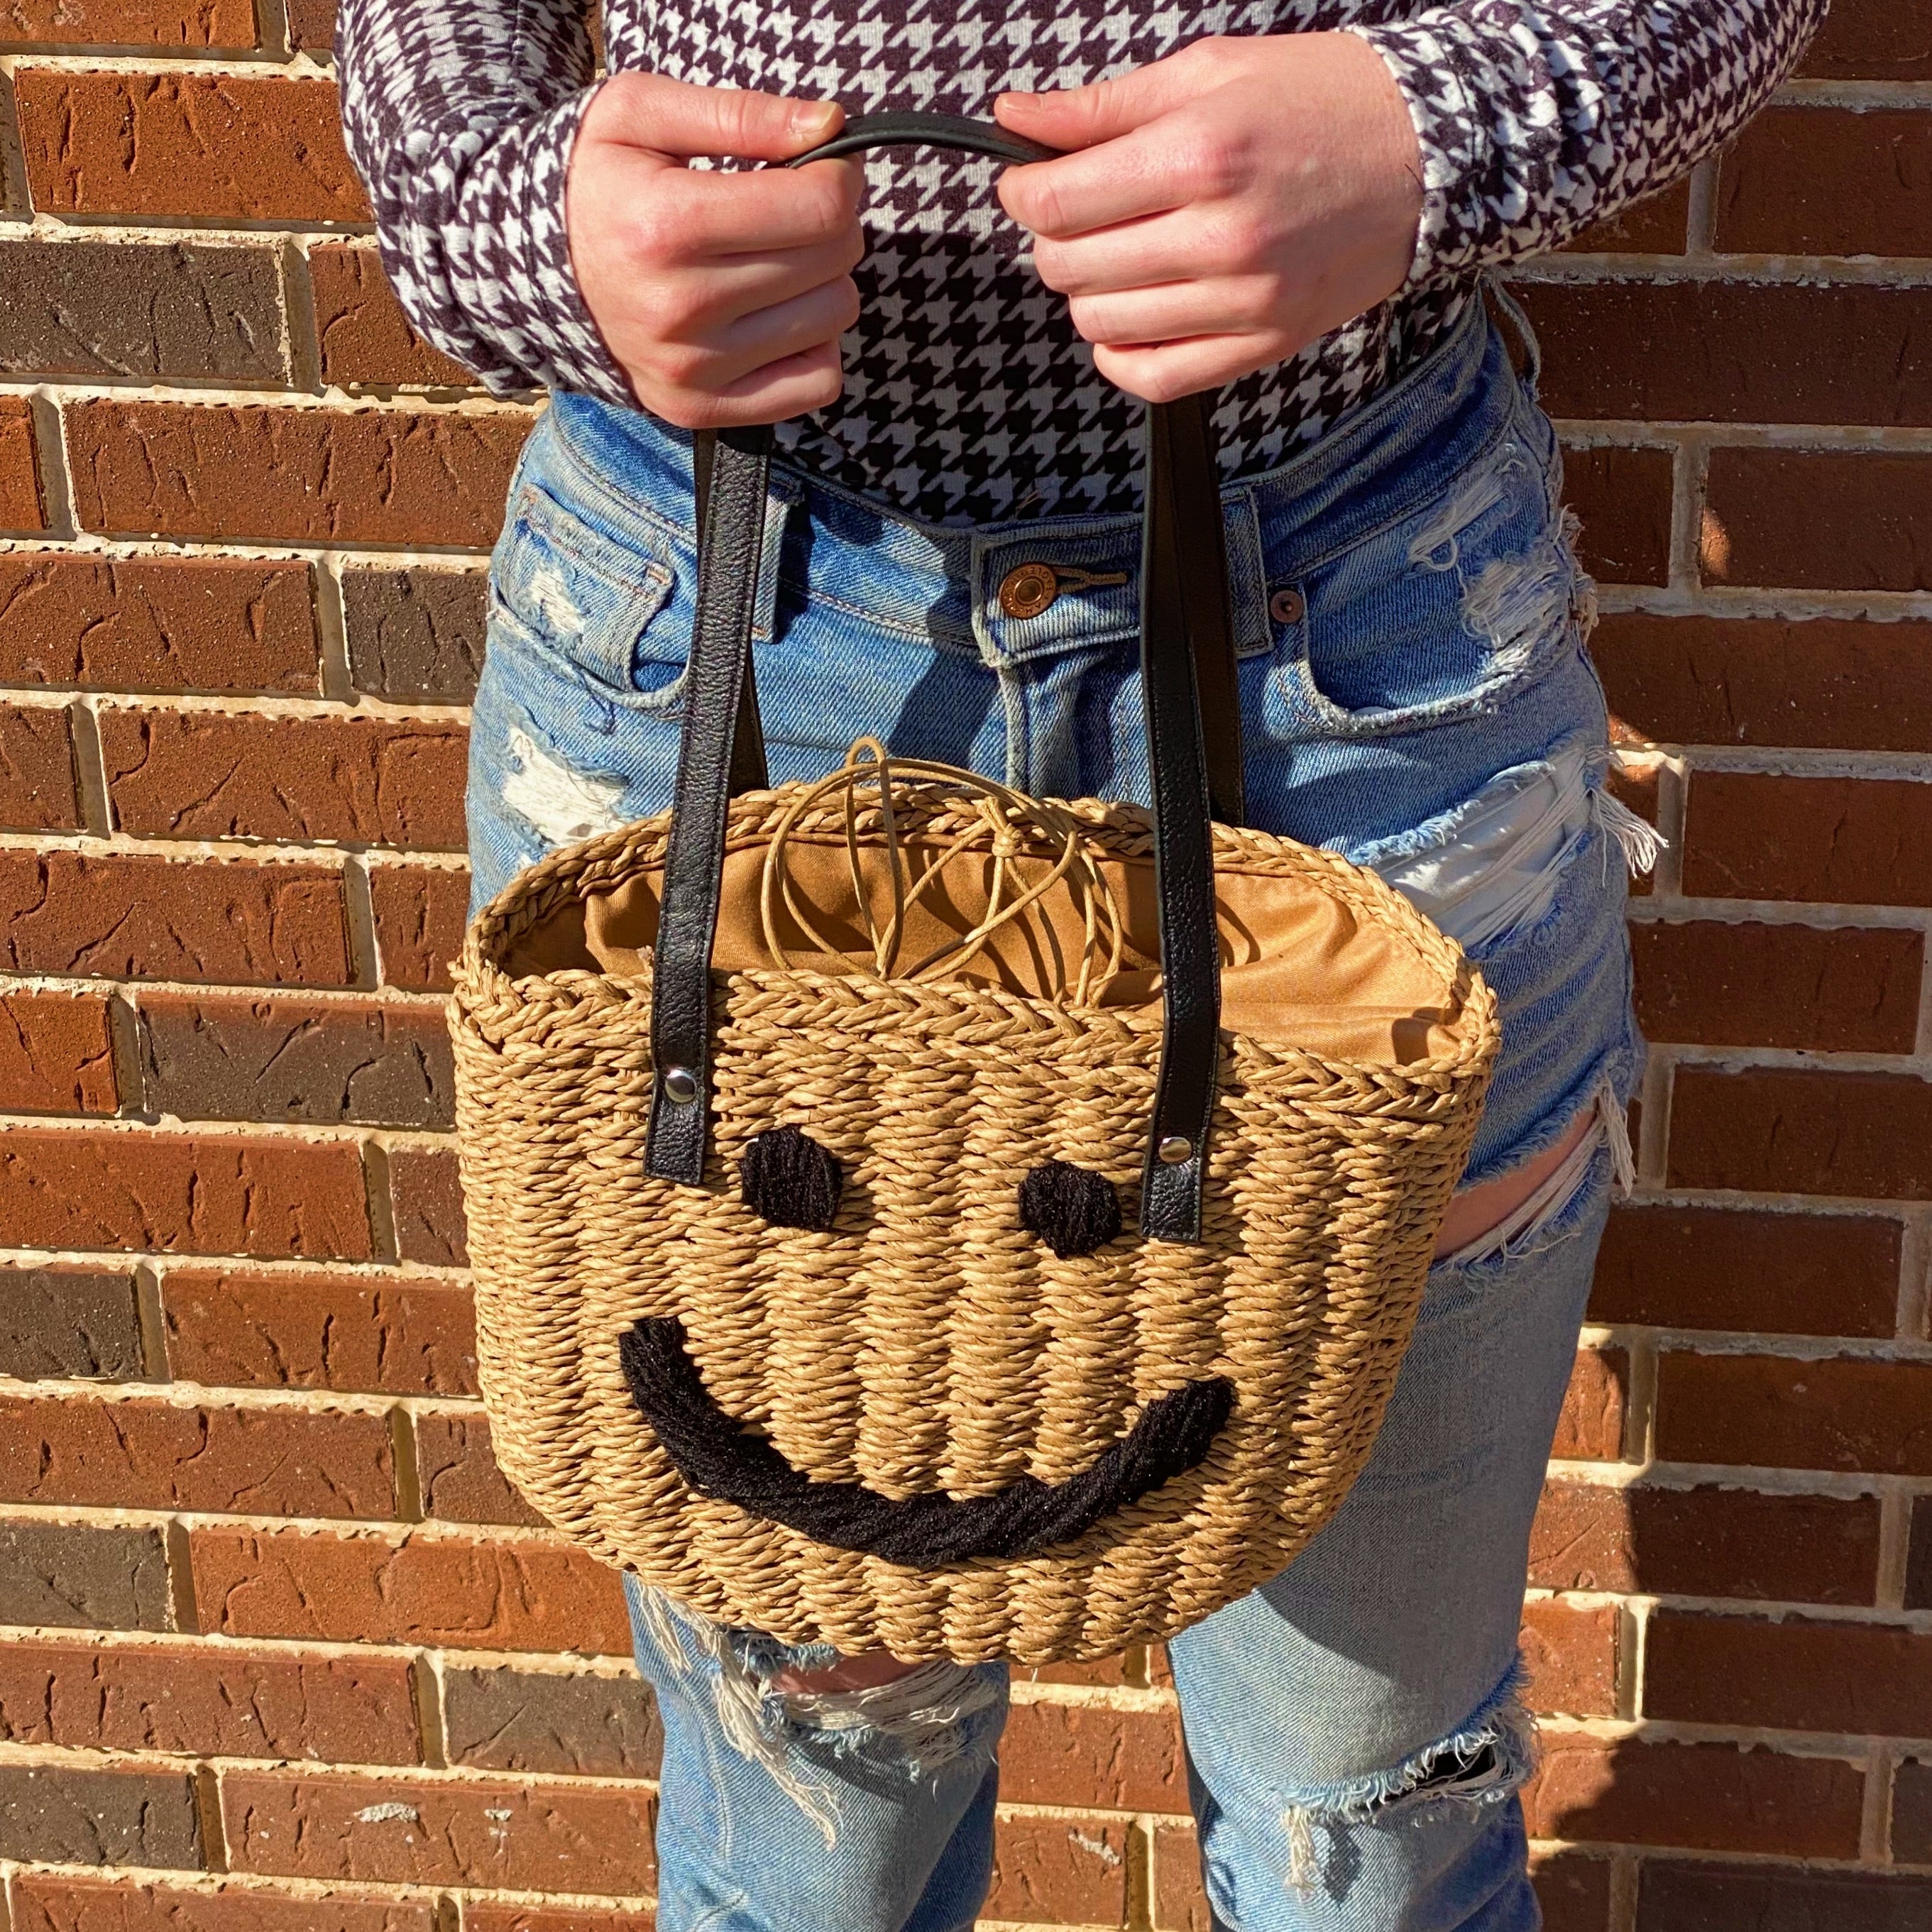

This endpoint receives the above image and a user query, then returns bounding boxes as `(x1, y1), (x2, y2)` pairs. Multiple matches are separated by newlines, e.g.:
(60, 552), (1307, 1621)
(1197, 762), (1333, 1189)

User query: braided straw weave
(450, 748), (1498, 1664)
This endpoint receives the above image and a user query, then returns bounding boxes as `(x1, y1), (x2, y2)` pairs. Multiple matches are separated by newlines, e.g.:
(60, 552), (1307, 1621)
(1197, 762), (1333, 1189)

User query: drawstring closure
(758, 737), (1129, 1004)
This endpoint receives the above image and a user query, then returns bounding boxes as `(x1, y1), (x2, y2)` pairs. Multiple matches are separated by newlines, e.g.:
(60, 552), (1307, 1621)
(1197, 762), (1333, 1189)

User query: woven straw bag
(451, 114), (1499, 1667)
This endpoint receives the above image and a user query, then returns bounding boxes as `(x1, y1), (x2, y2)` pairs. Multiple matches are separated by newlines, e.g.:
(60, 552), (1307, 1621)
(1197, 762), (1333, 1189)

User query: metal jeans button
(997, 561), (1131, 621)
(998, 562), (1060, 619)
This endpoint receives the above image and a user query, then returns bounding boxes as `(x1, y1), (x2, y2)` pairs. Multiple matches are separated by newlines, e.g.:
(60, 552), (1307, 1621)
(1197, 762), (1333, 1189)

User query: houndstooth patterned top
(336, 0), (1823, 525)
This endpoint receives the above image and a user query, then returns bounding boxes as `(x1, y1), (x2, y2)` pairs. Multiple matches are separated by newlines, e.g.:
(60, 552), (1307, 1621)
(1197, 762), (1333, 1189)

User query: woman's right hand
(567, 75), (862, 428)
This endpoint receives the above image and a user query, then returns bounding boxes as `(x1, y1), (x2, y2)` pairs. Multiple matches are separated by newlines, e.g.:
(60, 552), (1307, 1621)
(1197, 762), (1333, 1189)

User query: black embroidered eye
(1019, 1160), (1122, 1260)
(740, 1124), (843, 1231)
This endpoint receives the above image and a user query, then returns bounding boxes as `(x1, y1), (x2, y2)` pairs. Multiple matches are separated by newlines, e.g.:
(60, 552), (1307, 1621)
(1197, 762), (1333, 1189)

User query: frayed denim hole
(630, 1586), (1003, 1845)
(1359, 737), (1601, 956)
(1427, 1142), (1615, 1317)
(1278, 1660), (1536, 1895)
(1459, 811), (1623, 970)
(1263, 477), (1588, 746)
(495, 723), (632, 848)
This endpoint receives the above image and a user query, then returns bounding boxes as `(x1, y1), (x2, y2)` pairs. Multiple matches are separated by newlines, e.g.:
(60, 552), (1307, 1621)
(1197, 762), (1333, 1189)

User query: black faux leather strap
(692, 427), (772, 798)
(1165, 396), (1244, 829)
(647, 423), (774, 1183)
(791, 109), (1055, 168)
(644, 113), (1244, 1239)
(1136, 393), (1229, 1241)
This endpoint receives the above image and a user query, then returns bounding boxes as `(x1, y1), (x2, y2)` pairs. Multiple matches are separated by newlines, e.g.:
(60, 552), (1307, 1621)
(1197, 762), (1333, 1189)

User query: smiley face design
(618, 1124), (1236, 1568)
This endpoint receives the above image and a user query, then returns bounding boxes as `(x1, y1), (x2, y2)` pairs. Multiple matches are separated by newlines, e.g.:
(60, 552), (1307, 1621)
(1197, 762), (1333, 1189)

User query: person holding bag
(338, 5), (1821, 1928)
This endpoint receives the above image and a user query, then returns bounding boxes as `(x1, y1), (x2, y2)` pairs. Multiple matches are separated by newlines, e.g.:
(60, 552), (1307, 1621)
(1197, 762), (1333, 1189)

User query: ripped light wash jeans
(465, 289), (1642, 1931)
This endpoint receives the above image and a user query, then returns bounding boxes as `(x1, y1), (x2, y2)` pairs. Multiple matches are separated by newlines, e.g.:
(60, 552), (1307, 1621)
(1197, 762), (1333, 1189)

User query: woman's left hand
(995, 33), (1424, 403)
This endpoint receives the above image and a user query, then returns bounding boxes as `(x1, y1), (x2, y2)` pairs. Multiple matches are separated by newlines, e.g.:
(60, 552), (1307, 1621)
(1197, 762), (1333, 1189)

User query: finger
(998, 116), (1209, 239)
(669, 341), (845, 430)
(994, 41), (1224, 151)
(715, 275), (860, 379)
(1094, 333), (1283, 404)
(1069, 278), (1277, 348)
(584, 69), (843, 162)
(681, 275), (860, 390)
(691, 229), (868, 331)
(649, 155), (862, 259)
(1030, 205), (1239, 296)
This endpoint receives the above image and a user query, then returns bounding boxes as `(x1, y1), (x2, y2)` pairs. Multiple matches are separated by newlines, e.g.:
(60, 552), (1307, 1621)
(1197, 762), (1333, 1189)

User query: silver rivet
(1157, 1135), (1193, 1165)
(662, 1067), (699, 1104)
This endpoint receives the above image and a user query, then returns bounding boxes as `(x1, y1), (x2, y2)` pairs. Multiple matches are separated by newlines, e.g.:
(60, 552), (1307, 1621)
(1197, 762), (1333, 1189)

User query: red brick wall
(1, 3), (1929, 1927)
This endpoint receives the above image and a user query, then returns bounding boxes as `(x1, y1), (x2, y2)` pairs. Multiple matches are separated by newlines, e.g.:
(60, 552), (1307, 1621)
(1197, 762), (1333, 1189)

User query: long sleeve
(335, 0), (632, 402)
(1351, 0), (1829, 288)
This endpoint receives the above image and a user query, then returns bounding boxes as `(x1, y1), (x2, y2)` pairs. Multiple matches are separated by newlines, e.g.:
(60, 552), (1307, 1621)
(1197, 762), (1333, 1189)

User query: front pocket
(1259, 429), (1589, 743)
(490, 482), (682, 708)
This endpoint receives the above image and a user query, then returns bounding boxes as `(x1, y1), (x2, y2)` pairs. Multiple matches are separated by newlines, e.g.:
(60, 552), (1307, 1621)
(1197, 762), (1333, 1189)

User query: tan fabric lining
(506, 833), (1465, 1067)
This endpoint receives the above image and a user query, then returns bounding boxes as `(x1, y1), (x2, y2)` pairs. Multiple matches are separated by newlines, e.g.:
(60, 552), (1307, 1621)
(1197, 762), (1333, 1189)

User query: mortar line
(1584, 1319), (1927, 1363)
(130, 1257), (170, 1383)
(281, 232), (326, 395)
(1561, 417), (1932, 452)
(1124, 1814), (1156, 1932)
(312, 555), (358, 704)
(0, 1108), (397, 1141)
(0, 60), (29, 217)
(1901, 1212), (1932, 1346)
(1635, 1048), (1673, 1192)
(162, 1517), (200, 1635)
(1606, 1850), (1640, 1932)
(1860, 1744), (1897, 1864)
(25, 388), (76, 539)
(1651, 750), (1688, 899)
(1621, 1333), (1658, 1469)
(1650, 742), (1932, 780)
(0, 1244), (468, 1280)
(363, 1134), (400, 1265)
(1627, 898), (1932, 933)
(192, 1763), (228, 1874)
(342, 852), (384, 988)
(1683, 155), (1718, 258)
(5, 368), (312, 400)
(1, 49), (335, 78)
(0, 375), (527, 416)
(1667, 434), (1710, 593)
(1614, 1600), (1645, 1724)
(411, 1650), (448, 1770)
(2, 977), (452, 1010)
(255, 0), (295, 62)
(1625, 1598), (1652, 1726)
(1775, 77), (1932, 107)
(1512, 251), (1932, 285)
(1877, 1491), (1914, 1614)
(65, 696), (113, 838)
(0, 532), (497, 571)
(389, 1401), (424, 1522)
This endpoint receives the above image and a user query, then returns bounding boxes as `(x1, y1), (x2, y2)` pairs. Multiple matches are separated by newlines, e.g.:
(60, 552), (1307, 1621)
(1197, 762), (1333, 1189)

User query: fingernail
(794, 100), (841, 135)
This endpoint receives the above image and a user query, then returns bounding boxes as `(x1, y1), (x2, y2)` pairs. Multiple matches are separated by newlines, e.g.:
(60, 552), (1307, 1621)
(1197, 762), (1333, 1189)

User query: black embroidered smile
(618, 1121), (1234, 1563)
(620, 1316), (1234, 1567)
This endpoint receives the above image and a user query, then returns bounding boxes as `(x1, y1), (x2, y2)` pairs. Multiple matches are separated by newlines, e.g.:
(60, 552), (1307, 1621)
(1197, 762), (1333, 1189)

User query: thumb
(995, 56), (1202, 151)
(586, 71), (843, 163)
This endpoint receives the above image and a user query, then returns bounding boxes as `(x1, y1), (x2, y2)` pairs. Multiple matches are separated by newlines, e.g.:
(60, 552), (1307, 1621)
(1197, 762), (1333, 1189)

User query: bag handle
(647, 110), (1243, 1245)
